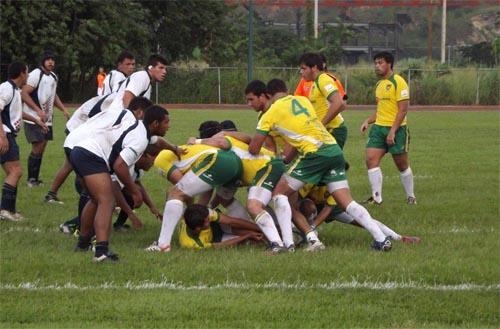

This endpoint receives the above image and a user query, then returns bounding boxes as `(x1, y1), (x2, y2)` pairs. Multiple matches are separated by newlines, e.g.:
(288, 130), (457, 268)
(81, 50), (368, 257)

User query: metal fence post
(344, 68), (348, 96)
(155, 81), (159, 104)
(407, 69), (411, 105)
(475, 68), (480, 105)
(218, 67), (222, 104)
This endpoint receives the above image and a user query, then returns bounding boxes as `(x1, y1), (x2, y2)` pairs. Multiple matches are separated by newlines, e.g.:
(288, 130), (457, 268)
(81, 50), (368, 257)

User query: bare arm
(54, 95), (70, 120)
(21, 112), (48, 133)
(0, 116), (8, 154)
(322, 92), (344, 126)
(122, 90), (135, 109)
(137, 181), (162, 220)
(218, 131), (252, 144)
(187, 136), (230, 150)
(360, 111), (377, 133)
(248, 133), (267, 155)
(212, 232), (263, 248)
(312, 204), (333, 228)
(386, 100), (409, 145)
(113, 157), (142, 207)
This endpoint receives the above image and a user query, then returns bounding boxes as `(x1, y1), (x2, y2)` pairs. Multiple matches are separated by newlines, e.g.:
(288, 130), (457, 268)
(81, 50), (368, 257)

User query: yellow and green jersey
(154, 144), (218, 180)
(256, 95), (336, 155)
(375, 74), (409, 126)
(299, 184), (336, 207)
(309, 72), (344, 129)
(179, 208), (220, 249)
(225, 136), (274, 186)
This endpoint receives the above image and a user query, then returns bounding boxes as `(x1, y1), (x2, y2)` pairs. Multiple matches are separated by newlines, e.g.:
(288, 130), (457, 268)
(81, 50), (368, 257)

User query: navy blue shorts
(69, 147), (109, 177)
(24, 123), (53, 143)
(0, 133), (20, 164)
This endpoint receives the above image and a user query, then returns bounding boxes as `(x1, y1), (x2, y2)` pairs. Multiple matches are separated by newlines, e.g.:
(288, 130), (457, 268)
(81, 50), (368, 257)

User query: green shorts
(252, 158), (285, 192)
(366, 124), (410, 155)
(328, 123), (348, 150)
(192, 150), (243, 187)
(287, 144), (347, 185)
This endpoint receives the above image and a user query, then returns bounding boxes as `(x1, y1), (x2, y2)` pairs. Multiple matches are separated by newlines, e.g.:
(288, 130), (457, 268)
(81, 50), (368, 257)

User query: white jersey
(102, 70), (126, 95)
(108, 70), (152, 111)
(22, 68), (58, 126)
(71, 110), (149, 170)
(65, 93), (120, 133)
(0, 80), (23, 134)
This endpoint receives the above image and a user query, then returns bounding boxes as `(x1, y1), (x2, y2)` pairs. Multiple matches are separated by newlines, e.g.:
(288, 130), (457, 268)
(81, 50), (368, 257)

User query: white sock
(368, 167), (383, 203)
(399, 167), (415, 198)
(346, 201), (386, 242)
(306, 230), (319, 243)
(334, 212), (355, 224)
(158, 199), (184, 246)
(273, 194), (294, 247)
(226, 199), (251, 220)
(255, 210), (283, 246)
(373, 218), (401, 240)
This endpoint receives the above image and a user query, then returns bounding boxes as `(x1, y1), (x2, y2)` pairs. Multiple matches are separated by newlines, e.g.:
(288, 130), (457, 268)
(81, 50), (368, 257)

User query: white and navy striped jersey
(65, 92), (121, 133)
(0, 80), (23, 134)
(108, 70), (152, 111)
(102, 70), (127, 95)
(69, 109), (149, 170)
(22, 68), (58, 126)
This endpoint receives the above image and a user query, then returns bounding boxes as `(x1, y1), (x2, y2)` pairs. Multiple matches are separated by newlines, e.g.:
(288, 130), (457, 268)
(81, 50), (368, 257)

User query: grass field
(1, 108), (499, 328)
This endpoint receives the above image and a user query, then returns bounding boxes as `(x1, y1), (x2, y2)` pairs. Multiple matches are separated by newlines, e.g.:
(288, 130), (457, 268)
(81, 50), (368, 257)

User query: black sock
(64, 216), (80, 227)
(1, 183), (17, 213)
(95, 241), (109, 257)
(47, 190), (57, 197)
(77, 234), (92, 249)
(28, 153), (42, 181)
(114, 193), (134, 227)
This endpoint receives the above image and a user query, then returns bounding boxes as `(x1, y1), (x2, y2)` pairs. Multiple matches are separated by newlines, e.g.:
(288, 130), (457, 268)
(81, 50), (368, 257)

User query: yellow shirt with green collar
(224, 136), (274, 186)
(309, 72), (344, 129)
(179, 208), (220, 249)
(299, 184), (336, 207)
(154, 144), (218, 180)
(375, 73), (410, 126)
(256, 95), (336, 155)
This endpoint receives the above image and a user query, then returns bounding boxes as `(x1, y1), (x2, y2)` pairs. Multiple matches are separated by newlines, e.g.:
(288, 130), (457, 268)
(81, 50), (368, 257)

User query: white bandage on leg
(248, 186), (272, 206)
(327, 180), (350, 193)
(176, 171), (213, 197)
(399, 167), (415, 198)
(273, 194), (294, 247)
(368, 167), (383, 203)
(158, 199), (185, 246)
(283, 174), (305, 191)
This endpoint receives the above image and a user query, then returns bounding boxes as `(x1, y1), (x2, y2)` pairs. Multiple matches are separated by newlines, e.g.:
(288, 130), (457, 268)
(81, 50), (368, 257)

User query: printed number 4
(291, 99), (310, 117)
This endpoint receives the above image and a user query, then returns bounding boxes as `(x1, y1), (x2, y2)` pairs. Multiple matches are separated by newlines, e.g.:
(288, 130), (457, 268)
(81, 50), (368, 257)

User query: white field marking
(0, 280), (498, 292)
(0, 227), (43, 234)
(382, 174), (433, 180)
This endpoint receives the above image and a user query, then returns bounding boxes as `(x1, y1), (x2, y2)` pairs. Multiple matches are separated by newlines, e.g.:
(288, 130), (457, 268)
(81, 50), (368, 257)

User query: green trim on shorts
(192, 150), (242, 187)
(366, 124), (410, 155)
(252, 158), (285, 192)
(256, 129), (268, 135)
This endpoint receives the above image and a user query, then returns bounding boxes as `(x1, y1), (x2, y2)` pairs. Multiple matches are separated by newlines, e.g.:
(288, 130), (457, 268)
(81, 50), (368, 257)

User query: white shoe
(0, 210), (24, 222)
(305, 240), (325, 252)
(145, 241), (171, 252)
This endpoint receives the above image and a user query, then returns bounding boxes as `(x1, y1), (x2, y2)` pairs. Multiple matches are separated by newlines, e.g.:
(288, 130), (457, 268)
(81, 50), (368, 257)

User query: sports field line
(1, 280), (498, 292)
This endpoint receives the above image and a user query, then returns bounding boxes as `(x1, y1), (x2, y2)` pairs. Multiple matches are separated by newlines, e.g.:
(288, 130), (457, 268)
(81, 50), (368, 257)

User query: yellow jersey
(179, 208), (220, 249)
(299, 184), (336, 207)
(225, 136), (274, 186)
(375, 74), (409, 126)
(154, 144), (218, 180)
(256, 95), (336, 155)
(309, 73), (344, 129)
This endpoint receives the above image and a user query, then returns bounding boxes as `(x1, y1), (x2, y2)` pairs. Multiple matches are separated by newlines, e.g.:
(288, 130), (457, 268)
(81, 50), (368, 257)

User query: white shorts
(176, 171), (212, 197)
(248, 186), (272, 205)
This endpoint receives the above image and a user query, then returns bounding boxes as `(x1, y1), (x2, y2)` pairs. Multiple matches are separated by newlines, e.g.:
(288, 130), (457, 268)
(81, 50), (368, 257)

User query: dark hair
(198, 120), (222, 138)
(143, 105), (168, 126)
(266, 79), (288, 96)
(299, 53), (323, 71)
(184, 204), (209, 230)
(147, 54), (168, 68)
(128, 97), (153, 113)
(40, 51), (55, 65)
(116, 50), (135, 65)
(221, 120), (237, 131)
(8, 61), (27, 79)
(373, 51), (394, 69)
(245, 80), (267, 96)
(319, 53), (327, 71)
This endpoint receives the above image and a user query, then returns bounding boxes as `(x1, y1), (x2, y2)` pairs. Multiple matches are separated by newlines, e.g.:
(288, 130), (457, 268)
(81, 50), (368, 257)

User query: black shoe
(363, 196), (382, 205)
(93, 251), (119, 262)
(371, 237), (392, 252)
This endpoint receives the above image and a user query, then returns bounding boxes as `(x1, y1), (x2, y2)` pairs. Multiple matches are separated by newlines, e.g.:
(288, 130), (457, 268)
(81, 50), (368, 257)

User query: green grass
(1, 109), (499, 328)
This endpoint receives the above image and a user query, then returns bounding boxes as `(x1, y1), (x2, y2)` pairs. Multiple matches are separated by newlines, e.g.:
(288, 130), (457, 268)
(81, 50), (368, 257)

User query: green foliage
(460, 42), (497, 67)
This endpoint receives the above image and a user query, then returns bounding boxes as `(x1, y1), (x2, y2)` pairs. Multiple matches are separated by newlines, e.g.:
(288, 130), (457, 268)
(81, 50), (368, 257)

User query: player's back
(155, 144), (219, 178)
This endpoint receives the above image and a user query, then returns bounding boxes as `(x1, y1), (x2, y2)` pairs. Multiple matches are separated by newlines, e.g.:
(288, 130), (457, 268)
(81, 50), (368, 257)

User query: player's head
(221, 120), (237, 132)
(146, 54), (168, 82)
(299, 53), (323, 81)
(266, 79), (288, 97)
(298, 198), (318, 223)
(319, 53), (328, 71)
(198, 120), (222, 138)
(144, 105), (170, 137)
(245, 80), (268, 112)
(116, 50), (136, 76)
(184, 204), (211, 233)
(40, 51), (56, 71)
(128, 96), (153, 120)
(135, 151), (156, 171)
(8, 61), (28, 85)
(373, 51), (394, 75)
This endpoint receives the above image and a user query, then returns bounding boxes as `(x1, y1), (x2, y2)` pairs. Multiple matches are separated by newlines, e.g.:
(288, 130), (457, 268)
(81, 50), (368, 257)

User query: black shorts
(24, 123), (53, 143)
(69, 147), (109, 177)
(0, 133), (20, 164)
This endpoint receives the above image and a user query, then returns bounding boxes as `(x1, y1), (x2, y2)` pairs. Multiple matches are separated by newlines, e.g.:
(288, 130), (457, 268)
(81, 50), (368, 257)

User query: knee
(246, 200), (263, 218)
